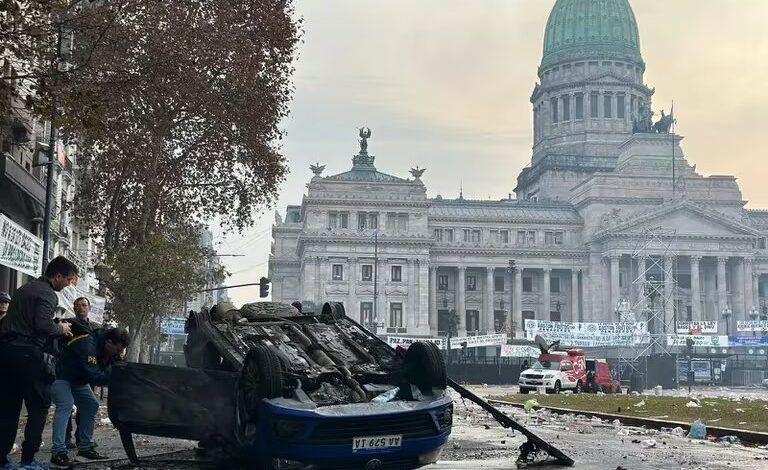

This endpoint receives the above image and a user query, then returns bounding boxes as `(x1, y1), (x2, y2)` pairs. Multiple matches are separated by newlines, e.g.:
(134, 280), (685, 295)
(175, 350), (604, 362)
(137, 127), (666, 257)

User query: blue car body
(245, 395), (453, 468)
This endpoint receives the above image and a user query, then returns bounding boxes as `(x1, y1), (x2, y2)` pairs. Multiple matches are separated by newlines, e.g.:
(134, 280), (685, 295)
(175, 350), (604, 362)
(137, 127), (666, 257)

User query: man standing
(0, 257), (76, 470)
(0, 292), (10, 322)
(64, 297), (100, 450)
(50, 328), (129, 466)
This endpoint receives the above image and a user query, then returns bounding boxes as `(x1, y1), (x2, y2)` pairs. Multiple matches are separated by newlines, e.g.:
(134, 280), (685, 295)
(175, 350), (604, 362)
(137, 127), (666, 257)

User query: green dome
(542, 0), (642, 68)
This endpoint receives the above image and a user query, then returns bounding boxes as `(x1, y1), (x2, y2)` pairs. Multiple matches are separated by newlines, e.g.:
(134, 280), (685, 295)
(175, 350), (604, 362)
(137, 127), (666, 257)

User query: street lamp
(749, 306), (760, 337)
(721, 306), (732, 336)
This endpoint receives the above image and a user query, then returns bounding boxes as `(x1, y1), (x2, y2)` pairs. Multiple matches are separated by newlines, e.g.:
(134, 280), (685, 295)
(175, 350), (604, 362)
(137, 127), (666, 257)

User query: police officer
(50, 327), (129, 466)
(0, 257), (77, 470)
(0, 291), (10, 322)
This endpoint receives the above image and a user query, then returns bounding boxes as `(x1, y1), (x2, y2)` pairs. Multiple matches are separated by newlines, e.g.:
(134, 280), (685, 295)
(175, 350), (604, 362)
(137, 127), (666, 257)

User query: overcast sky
(216, 0), (768, 306)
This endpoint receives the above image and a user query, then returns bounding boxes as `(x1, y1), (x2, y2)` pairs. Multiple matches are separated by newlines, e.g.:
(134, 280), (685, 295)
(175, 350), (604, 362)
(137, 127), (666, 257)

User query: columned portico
(690, 256), (701, 320)
(457, 267), (467, 336)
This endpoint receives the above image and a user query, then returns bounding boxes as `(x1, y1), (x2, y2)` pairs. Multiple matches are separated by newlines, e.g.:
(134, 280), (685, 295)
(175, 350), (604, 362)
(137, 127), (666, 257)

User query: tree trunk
(126, 323), (143, 362)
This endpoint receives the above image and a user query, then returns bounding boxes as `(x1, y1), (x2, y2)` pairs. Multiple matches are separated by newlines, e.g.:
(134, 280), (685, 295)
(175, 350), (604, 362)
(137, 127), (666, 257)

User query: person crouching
(50, 328), (129, 466)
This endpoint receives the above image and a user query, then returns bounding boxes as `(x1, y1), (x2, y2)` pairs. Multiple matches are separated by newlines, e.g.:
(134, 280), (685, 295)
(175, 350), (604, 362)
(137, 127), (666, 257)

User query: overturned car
(108, 302), (452, 469)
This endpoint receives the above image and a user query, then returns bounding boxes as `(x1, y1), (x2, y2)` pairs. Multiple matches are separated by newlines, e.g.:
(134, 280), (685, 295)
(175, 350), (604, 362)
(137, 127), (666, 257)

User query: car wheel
(553, 381), (561, 394)
(574, 380), (583, 394)
(519, 387), (530, 395)
(403, 341), (447, 395)
(321, 302), (347, 321)
(238, 345), (284, 419)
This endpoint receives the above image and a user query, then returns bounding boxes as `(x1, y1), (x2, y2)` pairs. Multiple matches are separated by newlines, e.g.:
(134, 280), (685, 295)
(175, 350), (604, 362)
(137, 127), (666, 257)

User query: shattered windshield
(531, 361), (560, 371)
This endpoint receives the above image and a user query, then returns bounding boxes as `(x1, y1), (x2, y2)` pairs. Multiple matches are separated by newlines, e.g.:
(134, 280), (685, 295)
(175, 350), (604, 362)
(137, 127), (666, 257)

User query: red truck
(518, 342), (622, 394)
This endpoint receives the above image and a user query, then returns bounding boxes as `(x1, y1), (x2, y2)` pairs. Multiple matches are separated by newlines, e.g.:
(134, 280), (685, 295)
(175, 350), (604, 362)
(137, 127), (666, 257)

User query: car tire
(403, 341), (447, 395)
(519, 387), (530, 395)
(574, 380), (583, 394)
(553, 381), (561, 394)
(238, 345), (284, 416)
(321, 302), (347, 321)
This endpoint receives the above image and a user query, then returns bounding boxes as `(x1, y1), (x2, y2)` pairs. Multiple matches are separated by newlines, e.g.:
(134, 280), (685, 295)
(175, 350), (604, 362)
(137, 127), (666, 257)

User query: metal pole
(42, 20), (63, 270)
(373, 230), (378, 335)
(671, 101), (676, 197)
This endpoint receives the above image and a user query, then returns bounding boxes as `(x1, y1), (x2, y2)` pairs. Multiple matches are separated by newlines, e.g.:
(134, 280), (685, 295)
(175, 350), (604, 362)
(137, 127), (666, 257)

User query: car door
(108, 362), (239, 444)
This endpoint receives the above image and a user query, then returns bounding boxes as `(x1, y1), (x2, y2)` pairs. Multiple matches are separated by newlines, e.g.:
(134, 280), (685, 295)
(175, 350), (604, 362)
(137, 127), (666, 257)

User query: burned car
(108, 302), (452, 469)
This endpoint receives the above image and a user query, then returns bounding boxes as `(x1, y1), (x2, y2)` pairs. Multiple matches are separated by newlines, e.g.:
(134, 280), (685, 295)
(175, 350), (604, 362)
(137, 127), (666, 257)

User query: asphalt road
(9, 385), (768, 469)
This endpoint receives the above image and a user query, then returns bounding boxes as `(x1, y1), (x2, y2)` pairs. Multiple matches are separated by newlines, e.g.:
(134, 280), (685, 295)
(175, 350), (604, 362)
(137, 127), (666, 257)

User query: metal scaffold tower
(617, 226), (679, 378)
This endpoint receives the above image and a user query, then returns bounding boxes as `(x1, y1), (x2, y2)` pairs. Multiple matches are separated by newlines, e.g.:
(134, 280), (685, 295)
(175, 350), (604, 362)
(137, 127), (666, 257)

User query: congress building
(269, 0), (768, 343)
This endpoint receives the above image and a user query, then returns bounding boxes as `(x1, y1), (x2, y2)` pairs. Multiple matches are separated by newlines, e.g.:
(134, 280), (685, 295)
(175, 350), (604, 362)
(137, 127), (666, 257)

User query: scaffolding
(617, 226), (679, 379)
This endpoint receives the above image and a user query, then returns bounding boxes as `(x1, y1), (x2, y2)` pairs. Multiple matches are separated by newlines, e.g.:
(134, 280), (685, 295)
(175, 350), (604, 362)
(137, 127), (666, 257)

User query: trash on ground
(685, 401), (702, 408)
(641, 439), (657, 448)
(687, 419), (707, 440)
(633, 400), (646, 408)
(524, 399), (540, 412)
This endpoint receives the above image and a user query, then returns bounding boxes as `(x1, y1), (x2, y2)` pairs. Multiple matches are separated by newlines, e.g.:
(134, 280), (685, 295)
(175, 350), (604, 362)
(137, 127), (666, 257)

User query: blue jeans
(51, 380), (99, 455)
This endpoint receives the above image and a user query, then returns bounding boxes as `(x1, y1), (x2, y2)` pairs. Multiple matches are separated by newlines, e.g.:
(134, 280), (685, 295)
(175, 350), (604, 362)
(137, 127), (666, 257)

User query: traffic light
(259, 277), (271, 298)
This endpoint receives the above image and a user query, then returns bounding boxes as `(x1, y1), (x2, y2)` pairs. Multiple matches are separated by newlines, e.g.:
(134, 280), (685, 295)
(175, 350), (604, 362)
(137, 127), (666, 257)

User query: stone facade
(270, 0), (768, 338)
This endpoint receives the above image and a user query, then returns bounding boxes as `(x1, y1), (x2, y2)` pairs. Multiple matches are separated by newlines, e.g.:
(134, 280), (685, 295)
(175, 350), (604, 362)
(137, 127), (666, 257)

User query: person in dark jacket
(50, 328), (129, 466)
(0, 257), (76, 470)
(0, 291), (10, 322)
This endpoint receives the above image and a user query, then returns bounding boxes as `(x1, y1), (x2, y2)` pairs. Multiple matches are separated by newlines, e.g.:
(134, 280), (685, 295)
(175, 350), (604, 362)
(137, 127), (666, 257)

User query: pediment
(588, 71), (633, 85)
(597, 201), (759, 239)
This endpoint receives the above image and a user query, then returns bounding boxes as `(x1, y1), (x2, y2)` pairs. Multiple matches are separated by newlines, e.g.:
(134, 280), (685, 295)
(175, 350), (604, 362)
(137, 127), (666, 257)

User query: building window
(463, 229), (471, 242)
(434, 228), (443, 241)
(517, 231), (526, 244)
(550, 277), (560, 293)
(526, 231), (536, 245)
(545, 231), (564, 245)
(358, 213), (368, 230)
(387, 213), (408, 233)
(562, 95), (570, 121)
(523, 277), (533, 292)
(360, 302), (373, 326)
(575, 93), (584, 120)
(617, 94), (626, 119)
(466, 310), (480, 333)
(356, 212), (378, 230)
(495, 276), (505, 292)
(361, 264), (373, 282)
(471, 230), (481, 243)
(500, 230), (509, 244)
(389, 303), (403, 329)
(604, 94), (613, 118)
(328, 211), (349, 229)
(550, 311), (561, 322)
(391, 265), (402, 282)
(332, 264), (344, 281)
(438, 275), (449, 290)
(758, 238), (766, 249)
(550, 97), (558, 123)
(554, 232), (564, 245)
(466, 275), (477, 291)
(590, 92), (599, 118)
(677, 274), (692, 289)
(445, 229), (454, 242)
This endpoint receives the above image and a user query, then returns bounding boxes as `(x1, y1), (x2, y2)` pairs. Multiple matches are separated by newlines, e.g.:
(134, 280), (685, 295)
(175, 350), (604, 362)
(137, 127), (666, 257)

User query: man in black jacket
(0, 257), (76, 470)
(50, 328), (129, 466)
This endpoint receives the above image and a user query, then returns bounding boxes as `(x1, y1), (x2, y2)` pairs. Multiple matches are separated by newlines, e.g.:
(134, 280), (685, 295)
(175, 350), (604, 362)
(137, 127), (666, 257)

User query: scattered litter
(687, 419), (707, 440)
(739, 422), (747, 425)
(99, 417), (112, 426)
(710, 418), (722, 422)
(612, 419), (621, 427)
(524, 399), (540, 412)
(633, 400), (646, 408)
(735, 408), (745, 413)
(685, 401), (702, 408)
(372, 387), (399, 403)
(653, 385), (663, 396)
(630, 391), (640, 397)
(640, 439), (657, 448)
(617, 429), (631, 436)
(718, 435), (740, 445)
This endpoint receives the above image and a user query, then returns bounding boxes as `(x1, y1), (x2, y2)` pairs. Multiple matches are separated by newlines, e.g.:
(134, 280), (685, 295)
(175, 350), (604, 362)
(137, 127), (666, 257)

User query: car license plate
(352, 435), (402, 452)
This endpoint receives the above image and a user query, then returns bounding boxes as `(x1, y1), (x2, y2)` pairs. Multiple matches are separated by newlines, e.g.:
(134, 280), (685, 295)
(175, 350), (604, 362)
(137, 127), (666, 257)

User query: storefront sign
(676, 321), (718, 334)
(666, 335), (729, 347)
(524, 320), (649, 347)
(500, 344), (540, 358)
(0, 214), (43, 277)
(160, 317), (187, 336)
(736, 321), (768, 333)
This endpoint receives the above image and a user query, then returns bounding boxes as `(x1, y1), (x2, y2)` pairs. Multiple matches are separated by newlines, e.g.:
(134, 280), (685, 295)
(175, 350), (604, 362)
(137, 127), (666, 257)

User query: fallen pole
(448, 379), (575, 466)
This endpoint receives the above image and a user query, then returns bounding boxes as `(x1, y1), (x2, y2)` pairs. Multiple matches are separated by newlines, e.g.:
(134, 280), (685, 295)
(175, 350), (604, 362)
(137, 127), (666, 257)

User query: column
(690, 256), (701, 321)
(316, 257), (325, 308)
(418, 259), (429, 333)
(429, 266), (438, 335)
(376, 258), (386, 328)
(753, 272), (761, 312)
(571, 269), (580, 322)
(704, 259), (716, 321)
(542, 268), (551, 320)
(407, 259), (417, 331)
(457, 267), (467, 336)
(733, 258), (745, 320)
(610, 255), (621, 315)
(717, 256), (728, 329)
(635, 256), (647, 312)
(744, 258), (754, 316)
(663, 255), (675, 328)
(514, 267), (523, 335)
(485, 267), (495, 333)
(301, 258), (314, 304)
(347, 257), (358, 320)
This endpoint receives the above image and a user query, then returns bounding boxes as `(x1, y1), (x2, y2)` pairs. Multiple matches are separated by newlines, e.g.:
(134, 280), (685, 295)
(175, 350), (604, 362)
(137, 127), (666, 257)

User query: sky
(216, 0), (768, 306)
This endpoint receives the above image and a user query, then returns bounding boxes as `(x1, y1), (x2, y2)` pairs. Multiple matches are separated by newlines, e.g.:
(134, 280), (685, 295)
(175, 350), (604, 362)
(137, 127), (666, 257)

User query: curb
(487, 399), (768, 445)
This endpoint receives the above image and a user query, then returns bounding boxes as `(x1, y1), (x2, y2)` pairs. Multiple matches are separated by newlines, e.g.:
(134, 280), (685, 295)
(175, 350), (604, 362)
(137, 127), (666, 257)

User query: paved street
(6, 385), (766, 469)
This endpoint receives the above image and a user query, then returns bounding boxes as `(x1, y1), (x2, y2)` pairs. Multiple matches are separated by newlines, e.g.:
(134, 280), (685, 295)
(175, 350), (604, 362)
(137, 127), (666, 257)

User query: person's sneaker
(49, 453), (70, 468)
(18, 460), (49, 470)
(75, 449), (107, 461)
